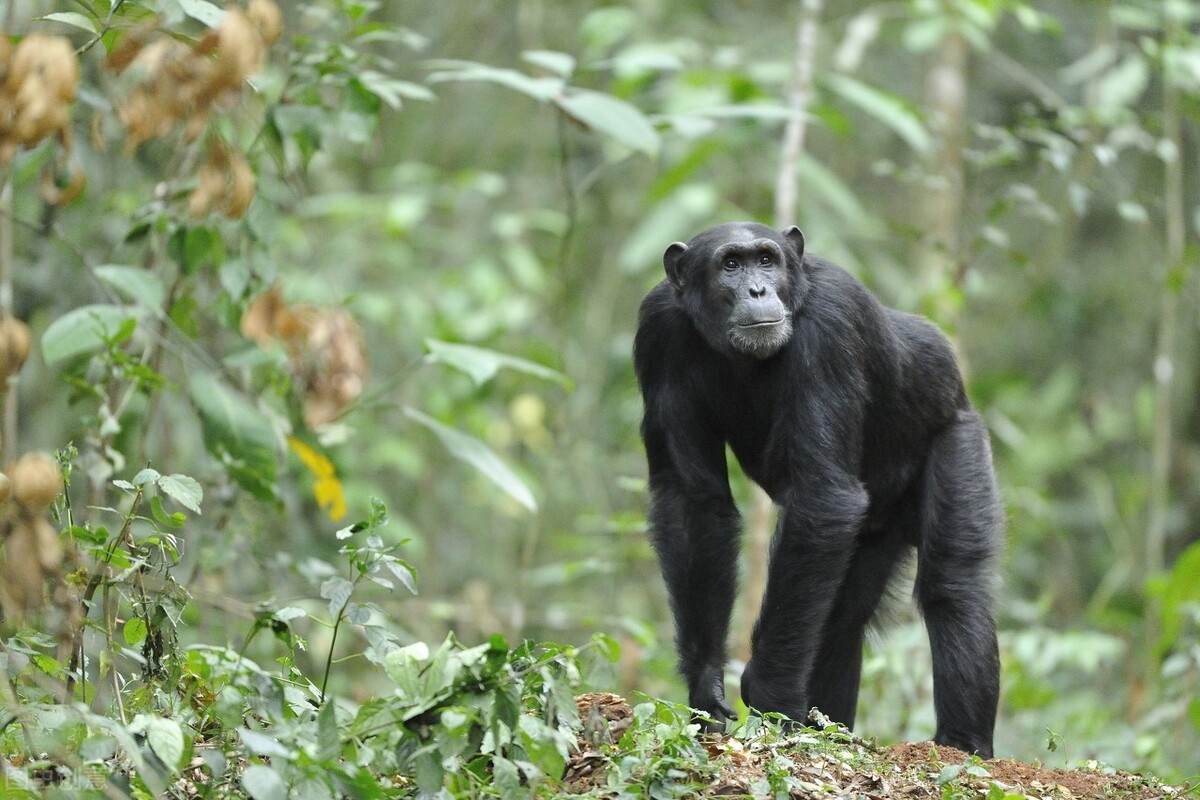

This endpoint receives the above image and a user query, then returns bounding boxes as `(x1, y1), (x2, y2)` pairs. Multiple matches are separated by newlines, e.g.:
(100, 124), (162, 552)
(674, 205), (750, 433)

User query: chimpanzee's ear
(782, 226), (806, 261)
(663, 242), (689, 289)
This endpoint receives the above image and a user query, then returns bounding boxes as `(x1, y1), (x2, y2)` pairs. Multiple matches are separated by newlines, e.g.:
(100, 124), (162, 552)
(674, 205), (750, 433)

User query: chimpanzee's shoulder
(634, 281), (694, 386)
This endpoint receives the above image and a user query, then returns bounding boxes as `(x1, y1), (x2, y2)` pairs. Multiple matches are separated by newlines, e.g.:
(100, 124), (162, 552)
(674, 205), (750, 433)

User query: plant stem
(320, 608), (345, 704)
(65, 488), (144, 697)
(1144, 3), (1187, 680)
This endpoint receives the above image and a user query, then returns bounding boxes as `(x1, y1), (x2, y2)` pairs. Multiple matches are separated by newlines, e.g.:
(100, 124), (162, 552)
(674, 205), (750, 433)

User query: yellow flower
(288, 436), (347, 521)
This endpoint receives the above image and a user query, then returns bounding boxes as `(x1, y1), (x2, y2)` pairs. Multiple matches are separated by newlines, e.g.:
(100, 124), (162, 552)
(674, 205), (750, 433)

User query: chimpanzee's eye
(759, 254), (772, 265)
(723, 259), (739, 271)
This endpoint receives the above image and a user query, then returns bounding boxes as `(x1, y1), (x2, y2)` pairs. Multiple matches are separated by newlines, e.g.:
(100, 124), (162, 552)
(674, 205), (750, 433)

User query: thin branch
(65, 487), (145, 697)
(555, 111), (578, 288)
(76, 0), (127, 57)
(773, 0), (822, 228)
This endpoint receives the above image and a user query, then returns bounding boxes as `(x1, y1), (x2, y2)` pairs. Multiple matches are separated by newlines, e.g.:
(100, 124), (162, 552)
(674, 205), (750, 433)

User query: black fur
(633, 222), (1003, 757)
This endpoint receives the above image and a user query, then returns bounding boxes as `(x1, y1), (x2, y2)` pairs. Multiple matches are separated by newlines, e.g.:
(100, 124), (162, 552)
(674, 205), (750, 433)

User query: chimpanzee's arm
(641, 387), (741, 726)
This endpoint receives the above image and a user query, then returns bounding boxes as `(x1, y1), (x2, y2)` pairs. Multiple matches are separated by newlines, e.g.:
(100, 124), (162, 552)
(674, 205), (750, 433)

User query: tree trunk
(917, 30), (967, 325)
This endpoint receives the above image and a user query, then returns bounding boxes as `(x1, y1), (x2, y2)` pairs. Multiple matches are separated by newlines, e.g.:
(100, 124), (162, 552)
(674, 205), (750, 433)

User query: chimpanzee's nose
(748, 284), (766, 298)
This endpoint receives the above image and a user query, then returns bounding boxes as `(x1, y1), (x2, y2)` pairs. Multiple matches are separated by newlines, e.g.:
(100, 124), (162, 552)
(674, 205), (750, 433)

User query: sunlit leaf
(94, 265), (166, 308)
(145, 717), (184, 772)
(425, 339), (567, 387)
(242, 765), (288, 800)
(405, 408), (537, 511)
(556, 89), (660, 156)
(123, 618), (148, 646)
(425, 60), (563, 102)
(288, 437), (346, 521)
(38, 11), (96, 32)
(178, 0), (223, 27)
(823, 74), (931, 153)
(522, 50), (575, 77)
(42, 305), (139, 364)
(158, 474), (203, 514)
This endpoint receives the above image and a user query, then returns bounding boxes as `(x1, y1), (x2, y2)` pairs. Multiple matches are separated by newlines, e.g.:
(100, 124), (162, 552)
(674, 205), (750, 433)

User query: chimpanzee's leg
(915, 410), (1003, 758)
(806, 529), (910, 727)
(741, 478), (868, 722)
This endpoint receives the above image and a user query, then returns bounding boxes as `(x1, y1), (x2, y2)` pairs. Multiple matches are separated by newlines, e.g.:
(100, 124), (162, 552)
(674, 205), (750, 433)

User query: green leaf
(123, 618), (148, 646)
(1094, 54), (1149, 114)
(357, 71), (433, 108)
(94, 266), (166, 308)
(42, 305), (139, 364)
(316, 700), (340, 762)
(187, 374), (277, 500)
(178, 0), (223, 27)
(556, 89), (660, 156)
(145, 717), (184, 772)
(425, 60), (563, 102)
(516, 715), (566, 779)
(150, 495), (186, 529)
(823, 74), (931, 153)
(158, 474), (203, 514)
(132, 468), (161, 486)
(425, 339), (567, 387)
(321, 577), (354, 617)
(242, 765), (288, 800)
(936, 764), (962, 785)
(386, 560), (418, 595)
(239, 729), (293, 759)
(522, 50), (575, 77)
(38, 11), (96, 32)
(405, 408), (537, 511)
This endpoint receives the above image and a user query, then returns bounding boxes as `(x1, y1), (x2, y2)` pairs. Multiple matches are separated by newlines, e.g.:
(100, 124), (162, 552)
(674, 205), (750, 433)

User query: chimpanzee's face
(663, 222), (807, 359)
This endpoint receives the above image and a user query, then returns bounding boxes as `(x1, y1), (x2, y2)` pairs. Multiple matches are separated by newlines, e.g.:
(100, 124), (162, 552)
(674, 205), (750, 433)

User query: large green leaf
(187, 374), (277, 500)
(425, 60), (563, 102)
(143, 716), (184, 772)
(177, 0), (223, 26)
(42, 304), (139, 364)
(425, 339), (567, 387)
(556, 89), (660, 156)
(94, 265), (166, 308)
(38, 11), (96, 32)
(242, 765), (287, 800)
(823, 74), (931, 153)
(158, 474), (203, 514)
(405, 408), (536, 511)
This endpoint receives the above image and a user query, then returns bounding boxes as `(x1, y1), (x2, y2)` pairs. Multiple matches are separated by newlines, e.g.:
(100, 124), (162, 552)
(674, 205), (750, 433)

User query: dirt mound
(565, 693), (1189, 799)
(889, 741), (1177, 799)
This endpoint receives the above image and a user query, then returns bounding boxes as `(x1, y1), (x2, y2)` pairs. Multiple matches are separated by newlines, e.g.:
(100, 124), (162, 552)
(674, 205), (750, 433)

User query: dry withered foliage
(241, 286), (369, 429)
(0, 315), (31, 381)
(107, 0), (281, 149)
(0, 454), (66, 621)
(189, 141), (255, 218)
(9, 452), (64, 511)
(0, 34), (79, 164)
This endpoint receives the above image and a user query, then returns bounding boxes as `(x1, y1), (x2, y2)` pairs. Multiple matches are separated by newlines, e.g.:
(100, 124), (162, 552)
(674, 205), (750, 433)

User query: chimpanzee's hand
(688, 667), (733, 732)
(740, 657), (807, 726)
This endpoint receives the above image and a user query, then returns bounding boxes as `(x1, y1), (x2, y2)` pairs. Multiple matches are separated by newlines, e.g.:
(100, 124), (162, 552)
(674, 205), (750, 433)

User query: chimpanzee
(633, 222), (1002, 758)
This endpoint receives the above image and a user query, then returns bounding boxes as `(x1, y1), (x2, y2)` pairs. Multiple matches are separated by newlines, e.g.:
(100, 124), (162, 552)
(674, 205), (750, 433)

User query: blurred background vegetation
(2, 0), (1200, 788)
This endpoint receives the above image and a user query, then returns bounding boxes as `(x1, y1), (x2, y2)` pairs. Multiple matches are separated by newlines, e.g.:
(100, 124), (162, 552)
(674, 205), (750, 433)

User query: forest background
(1, 0), (1200, 795)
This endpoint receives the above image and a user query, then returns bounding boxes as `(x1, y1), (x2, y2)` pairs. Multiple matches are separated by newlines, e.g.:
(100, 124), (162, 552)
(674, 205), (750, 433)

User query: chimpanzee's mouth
(736, 319), (785, 329)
